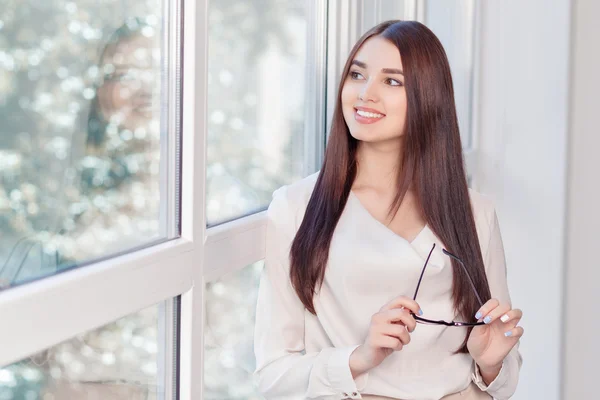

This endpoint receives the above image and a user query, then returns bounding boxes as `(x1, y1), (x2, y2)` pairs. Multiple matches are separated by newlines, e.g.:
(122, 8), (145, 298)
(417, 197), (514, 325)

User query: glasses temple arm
(443, 249), (484, 307)
(412, 243), (436, 301)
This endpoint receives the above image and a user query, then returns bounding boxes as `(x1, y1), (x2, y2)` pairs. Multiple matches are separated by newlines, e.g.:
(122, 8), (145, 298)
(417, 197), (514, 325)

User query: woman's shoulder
(270, 178), (498, 238)
(268, 170), (321, 230)
(468, 187), (496, 213)
(272, 170), (320, 205)
(467, 187), (499, 247)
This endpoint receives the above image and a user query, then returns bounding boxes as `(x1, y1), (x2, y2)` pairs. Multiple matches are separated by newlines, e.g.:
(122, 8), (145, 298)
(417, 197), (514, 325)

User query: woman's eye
(118, 72), (137, 81)
(104, 73), (125, 82)
(386, 78), (403, 87)
(349, 71), (402, 86)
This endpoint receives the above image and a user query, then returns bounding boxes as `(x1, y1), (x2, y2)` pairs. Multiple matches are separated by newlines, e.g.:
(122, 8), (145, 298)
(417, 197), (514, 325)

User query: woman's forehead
(354, 36), (403, 70)
(103, 35), (158, 67)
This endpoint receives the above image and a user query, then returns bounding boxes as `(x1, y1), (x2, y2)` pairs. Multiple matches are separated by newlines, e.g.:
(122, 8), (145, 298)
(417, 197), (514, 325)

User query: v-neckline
(349, 190), (428, 246)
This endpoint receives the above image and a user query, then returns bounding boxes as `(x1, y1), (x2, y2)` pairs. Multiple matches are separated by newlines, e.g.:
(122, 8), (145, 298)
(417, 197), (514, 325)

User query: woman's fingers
(380, 295), (423, 318)
(502, 325), (525, 338)
(481, 303), (511, 325)
(475, 299), (525, 337)
(383, 323), (411, 346)
(474, 298), (498, 322)
(475, 299), (511, 324)
(377, 335), (404, 351)
(382, 308), (417, 333)
(498, 308), (523, 326)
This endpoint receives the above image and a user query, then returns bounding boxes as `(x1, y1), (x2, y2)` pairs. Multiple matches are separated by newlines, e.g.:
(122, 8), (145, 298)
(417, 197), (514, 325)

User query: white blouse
(254, 171), (522, 400)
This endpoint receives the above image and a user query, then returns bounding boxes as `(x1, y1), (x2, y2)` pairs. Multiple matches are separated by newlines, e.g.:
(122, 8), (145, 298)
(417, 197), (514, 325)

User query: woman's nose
(358, 80), (378, 102)
(133, 71), (160, 99)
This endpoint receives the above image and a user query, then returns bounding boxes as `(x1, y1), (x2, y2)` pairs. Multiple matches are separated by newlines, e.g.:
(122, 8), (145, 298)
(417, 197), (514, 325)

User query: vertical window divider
(304, 0), (329, 175)
(178, 0), (208, 396)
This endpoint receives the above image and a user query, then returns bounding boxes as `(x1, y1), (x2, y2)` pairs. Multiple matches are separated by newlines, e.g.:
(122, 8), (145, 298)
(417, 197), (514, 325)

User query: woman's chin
(349, 128), (381, 141)
(349, 129), (405, 144)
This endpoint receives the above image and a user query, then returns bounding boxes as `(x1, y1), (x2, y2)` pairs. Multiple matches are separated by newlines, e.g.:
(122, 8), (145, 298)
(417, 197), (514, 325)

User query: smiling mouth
(355, 107), (385, 117)
(133, 101), (157, 114)
(354, 108), (385, 124)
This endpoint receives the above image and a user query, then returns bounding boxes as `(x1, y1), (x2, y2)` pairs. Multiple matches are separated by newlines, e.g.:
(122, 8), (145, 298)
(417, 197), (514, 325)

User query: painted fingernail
(418, 309), (423, 316)
(484, 316), (492, 324)
(475, 311), (482, 320)
(504, 331), (513, 337)
(500, 314), (510, 323)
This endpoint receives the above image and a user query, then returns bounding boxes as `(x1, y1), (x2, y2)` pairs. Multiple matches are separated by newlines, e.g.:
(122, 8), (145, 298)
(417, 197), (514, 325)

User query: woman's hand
(467, 298), (524, 374)
(350, 295), (423, 378)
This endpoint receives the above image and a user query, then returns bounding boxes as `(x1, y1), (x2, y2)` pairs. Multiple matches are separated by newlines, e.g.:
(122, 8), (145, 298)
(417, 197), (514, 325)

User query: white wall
(473, 1), (571, 399)
(563, 0), (600, 398)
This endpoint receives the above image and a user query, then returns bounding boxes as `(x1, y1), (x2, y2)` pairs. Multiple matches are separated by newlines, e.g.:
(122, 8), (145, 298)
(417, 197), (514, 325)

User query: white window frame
(0, 0), (197, 369)
(0, 0), (328, 398)
(0, 1), (482, 399)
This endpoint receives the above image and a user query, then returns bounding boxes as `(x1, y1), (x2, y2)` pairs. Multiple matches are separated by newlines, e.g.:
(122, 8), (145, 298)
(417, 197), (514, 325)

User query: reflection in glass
(206, 1), (310, 226)
(0, 1), (170, 289)
(0, 302), (170, 400)
(204, 262), (264, 399)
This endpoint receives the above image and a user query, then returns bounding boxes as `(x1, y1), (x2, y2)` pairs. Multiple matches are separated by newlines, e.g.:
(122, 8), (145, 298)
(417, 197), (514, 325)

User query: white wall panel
(474, 1), (571, 399)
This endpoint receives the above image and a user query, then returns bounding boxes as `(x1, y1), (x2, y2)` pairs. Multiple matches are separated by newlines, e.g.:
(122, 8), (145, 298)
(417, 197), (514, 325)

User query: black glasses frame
(409, 243), (485, 327)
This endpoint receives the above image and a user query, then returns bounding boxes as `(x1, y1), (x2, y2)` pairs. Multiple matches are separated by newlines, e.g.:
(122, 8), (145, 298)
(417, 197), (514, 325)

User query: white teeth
(356, 109), (384, 118)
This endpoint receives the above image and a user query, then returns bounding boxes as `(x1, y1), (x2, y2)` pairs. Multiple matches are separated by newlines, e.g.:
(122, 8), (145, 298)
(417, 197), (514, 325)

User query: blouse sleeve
(471, 206), (524, 399)
(253, 185), (368, 400)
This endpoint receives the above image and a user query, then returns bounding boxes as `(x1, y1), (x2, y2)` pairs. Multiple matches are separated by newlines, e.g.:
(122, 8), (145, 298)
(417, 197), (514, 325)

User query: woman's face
(341, 36), (407, 143)
(97, 34), (161, 132)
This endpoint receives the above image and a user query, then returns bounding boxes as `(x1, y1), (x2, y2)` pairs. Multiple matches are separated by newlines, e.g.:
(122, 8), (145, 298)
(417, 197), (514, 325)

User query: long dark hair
(289, 20), (491, 354)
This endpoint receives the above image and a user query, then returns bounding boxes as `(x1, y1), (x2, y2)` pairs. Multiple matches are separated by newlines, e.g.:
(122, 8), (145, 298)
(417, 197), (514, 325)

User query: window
(0, 301), (176, 399)
(0, 1), (177, 289)
(202, 0), (327, 396)
(204, 264), (262, 399)
(206, 0), (322, 226)
(0, 2), (187, 398)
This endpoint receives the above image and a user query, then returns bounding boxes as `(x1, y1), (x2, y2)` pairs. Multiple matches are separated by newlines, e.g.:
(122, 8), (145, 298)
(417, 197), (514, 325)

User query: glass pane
(424, 0), (477, 149)
(206, 1), (315, 226)
(204, 263), (263, 399)
(0, 300), (177, 400)
(0, 1), (178, 289)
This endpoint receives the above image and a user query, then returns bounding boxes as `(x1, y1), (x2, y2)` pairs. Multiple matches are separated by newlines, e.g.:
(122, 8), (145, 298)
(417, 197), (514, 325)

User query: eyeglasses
(409, 243), (485, 327)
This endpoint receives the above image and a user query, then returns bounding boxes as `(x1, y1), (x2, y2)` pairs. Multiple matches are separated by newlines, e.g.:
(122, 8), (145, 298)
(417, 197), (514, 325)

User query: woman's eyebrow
(351, 59), (403, 75)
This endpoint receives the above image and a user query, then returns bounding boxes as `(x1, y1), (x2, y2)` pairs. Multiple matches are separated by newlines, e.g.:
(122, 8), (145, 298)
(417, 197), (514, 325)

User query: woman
(253, 20), (523, 400)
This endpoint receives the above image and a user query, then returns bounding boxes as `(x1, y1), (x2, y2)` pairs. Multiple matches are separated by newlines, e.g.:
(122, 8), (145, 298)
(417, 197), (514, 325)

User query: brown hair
(288, 20), (491, 354)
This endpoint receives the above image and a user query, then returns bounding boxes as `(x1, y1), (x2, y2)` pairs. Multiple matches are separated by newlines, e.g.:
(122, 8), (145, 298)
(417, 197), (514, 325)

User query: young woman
(254, 20), (523, 400)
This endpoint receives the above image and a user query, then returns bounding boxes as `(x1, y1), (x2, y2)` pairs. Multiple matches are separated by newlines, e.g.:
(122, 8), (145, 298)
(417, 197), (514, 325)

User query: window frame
(0, 0), (329, 398)
(0, 0), (195, 371)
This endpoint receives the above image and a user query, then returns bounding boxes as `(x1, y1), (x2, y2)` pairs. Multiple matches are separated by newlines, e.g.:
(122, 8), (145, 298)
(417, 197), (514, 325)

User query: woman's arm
(254, 185), (368, 400)
(471, 205), (523, 400)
